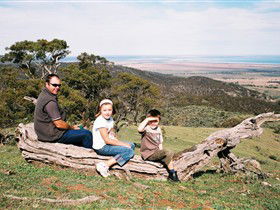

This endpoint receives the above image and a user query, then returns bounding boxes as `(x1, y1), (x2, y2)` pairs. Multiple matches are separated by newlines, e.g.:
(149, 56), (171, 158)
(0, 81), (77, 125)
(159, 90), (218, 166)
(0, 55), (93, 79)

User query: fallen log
(17, 113), (280, 181)
(3, 194), (101, 205)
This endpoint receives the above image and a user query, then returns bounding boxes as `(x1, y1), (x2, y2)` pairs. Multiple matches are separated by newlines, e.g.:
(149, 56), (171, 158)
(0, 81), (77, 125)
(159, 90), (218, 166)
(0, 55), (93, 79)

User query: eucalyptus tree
(1, 39), (70, 78)
(110, 72), (161, 129)
(77, 52), (110, 69)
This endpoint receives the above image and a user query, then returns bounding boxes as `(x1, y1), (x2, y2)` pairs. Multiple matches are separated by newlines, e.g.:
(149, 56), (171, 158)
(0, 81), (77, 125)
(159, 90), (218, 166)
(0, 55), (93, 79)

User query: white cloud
(0, 1), (279, 56)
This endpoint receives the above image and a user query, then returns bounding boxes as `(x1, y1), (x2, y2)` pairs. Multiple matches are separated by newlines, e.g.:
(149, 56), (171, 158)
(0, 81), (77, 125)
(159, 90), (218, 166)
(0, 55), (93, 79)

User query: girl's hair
(95, 102), (116, 117)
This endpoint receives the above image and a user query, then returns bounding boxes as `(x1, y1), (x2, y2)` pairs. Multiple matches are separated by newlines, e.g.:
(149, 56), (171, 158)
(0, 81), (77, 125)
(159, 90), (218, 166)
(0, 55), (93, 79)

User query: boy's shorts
(146, 149), (174, 166)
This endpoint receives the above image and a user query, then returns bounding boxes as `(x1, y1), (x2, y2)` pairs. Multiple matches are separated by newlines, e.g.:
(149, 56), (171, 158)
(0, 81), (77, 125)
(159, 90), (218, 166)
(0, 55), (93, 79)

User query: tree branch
(4, 194), (101, 205)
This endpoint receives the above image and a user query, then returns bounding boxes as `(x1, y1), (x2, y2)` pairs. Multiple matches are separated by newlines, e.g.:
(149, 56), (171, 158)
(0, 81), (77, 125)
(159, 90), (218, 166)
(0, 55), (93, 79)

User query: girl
(92, 99), (135, 177)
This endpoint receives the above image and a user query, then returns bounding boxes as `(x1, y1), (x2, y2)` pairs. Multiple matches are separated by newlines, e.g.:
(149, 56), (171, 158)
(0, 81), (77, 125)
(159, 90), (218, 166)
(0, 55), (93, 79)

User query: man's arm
(45, 101), (79, 130)
(53, 119), (79, 130)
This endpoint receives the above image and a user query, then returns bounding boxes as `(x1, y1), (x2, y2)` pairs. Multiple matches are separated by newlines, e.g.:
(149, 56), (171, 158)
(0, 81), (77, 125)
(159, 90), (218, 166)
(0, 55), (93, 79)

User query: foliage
(58, 84), (88, 123)
(77, 52), (110, 69)
(113, 65), (280, 115)
(273, 126), (280, 134)
(160, 105), (251, 128)
(60, 64), (112, 121)
(109, 72), (161, 129)
(0, 63), (110, 127)
(61, 64), (111, 101)
(1, 39), (70, 78)
(1, 39), (279, 131)
(0, 66), (42, 127)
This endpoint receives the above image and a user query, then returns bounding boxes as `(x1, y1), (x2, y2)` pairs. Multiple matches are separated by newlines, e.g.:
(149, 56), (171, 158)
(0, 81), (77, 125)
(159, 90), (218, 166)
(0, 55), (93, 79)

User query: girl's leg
(96, 143), (135, 167)
(95, 144), (135, 177)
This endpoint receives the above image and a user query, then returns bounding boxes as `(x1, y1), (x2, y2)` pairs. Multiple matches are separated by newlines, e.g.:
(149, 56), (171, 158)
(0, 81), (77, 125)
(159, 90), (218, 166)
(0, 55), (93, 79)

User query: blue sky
(0, 0), (280, 56)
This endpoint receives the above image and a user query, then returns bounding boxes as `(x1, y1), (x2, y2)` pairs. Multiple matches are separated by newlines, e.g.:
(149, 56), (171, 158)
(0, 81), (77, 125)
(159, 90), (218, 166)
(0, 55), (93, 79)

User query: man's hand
(72, 125), (80, 130)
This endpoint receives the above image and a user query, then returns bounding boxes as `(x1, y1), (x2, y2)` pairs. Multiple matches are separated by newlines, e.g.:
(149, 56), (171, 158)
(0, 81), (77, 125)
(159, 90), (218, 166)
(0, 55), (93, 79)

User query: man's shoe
(96, 162), (110, 177)
(168, 171), (180, 182)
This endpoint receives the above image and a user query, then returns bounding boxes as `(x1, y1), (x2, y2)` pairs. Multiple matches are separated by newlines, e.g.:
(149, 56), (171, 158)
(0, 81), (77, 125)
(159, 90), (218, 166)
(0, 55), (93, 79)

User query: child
(138, 109), (180, 182)
(92, 99), (135, 177)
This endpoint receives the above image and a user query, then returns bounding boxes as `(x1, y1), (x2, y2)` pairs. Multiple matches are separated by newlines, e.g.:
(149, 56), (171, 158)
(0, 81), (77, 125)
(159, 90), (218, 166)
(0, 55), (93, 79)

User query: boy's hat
(100, 99), (113, 107)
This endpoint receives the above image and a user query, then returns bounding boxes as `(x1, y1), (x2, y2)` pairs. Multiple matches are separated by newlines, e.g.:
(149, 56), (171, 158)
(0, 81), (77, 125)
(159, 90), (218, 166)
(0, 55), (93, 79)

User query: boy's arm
(137, 118), (149, 132)
(159, 128), (164, 150)
(138, 117), (159, 132)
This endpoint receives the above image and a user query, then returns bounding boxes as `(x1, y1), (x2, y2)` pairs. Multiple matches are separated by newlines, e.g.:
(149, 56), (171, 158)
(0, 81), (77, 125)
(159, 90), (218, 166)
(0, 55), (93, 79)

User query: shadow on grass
(192, 169), (217, 178)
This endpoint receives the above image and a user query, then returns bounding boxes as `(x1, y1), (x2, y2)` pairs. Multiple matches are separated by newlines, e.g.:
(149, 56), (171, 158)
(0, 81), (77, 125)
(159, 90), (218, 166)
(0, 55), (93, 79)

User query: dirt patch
(66, 184), (92, 192)
(41, 176), (58, 186)
(117, 195), (130, 205)
(226, 179), (242, 183)
(155, 199), (186, 208)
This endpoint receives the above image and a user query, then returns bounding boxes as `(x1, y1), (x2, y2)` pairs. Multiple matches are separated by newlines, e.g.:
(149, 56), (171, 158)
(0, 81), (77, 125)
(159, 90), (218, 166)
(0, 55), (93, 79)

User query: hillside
(110, 65), (280, 114)
(1, 126), (279, 209)
(111, 65), (265, 98)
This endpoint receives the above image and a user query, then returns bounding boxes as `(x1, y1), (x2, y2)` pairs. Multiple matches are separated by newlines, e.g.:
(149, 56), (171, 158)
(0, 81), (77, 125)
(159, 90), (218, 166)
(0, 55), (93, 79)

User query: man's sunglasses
(50, 83), (62, 88)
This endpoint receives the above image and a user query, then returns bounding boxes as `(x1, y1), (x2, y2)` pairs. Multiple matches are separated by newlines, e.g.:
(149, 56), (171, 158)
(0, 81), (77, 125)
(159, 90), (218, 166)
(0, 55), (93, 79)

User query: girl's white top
(92, 115), (114, 150)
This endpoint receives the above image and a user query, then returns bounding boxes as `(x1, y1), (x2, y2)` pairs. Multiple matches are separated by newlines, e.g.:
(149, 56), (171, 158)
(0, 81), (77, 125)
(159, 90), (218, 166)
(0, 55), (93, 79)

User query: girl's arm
(99, 128), (131, 148)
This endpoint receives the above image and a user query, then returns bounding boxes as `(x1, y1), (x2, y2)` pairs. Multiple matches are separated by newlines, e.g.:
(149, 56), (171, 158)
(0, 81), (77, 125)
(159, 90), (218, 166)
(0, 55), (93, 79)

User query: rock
(261, 181), (271, 187)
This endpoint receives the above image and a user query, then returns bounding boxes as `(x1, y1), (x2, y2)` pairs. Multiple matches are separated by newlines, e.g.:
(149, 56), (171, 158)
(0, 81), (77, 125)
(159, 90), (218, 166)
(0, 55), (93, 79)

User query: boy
(138, 109), (180, 182)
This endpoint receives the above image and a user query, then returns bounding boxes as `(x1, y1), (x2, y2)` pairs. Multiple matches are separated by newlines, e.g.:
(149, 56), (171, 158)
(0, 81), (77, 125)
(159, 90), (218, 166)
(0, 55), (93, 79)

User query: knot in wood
(215, 138), (225, 145)
(250, 119), (256, 124)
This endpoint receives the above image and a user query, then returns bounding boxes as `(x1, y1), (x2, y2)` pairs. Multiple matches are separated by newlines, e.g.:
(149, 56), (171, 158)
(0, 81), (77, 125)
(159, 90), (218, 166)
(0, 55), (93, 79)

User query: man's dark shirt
(34, 88), (66, 142)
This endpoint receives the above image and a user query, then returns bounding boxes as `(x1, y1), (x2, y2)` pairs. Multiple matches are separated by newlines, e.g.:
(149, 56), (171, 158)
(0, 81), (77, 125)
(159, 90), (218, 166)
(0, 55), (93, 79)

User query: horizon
(62, 54), (280, 65)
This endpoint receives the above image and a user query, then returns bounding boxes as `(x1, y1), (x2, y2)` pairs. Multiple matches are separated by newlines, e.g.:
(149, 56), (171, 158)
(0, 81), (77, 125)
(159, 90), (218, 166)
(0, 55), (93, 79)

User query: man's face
(46, 77), (62, 95)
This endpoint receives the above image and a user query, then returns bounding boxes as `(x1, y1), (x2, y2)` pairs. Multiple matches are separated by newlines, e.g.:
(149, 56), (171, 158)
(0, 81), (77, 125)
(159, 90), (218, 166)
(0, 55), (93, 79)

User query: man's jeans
(95, 142), (135, 166)
(57, 129), (93, 149)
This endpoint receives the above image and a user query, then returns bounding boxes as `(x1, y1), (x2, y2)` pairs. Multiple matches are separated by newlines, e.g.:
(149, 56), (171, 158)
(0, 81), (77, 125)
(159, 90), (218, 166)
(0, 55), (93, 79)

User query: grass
(0, 125), (280, 209)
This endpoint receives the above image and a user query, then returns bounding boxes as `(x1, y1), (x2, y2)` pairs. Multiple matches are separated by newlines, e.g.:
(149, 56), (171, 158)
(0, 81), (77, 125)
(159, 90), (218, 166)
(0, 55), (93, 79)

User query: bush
(220, 116), (245, 128)
(273, 126), (280, 134)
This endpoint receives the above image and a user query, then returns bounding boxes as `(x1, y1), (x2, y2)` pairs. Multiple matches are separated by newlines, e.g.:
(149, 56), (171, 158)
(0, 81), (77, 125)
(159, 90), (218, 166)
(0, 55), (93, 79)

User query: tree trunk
(16, 113), (280, 181)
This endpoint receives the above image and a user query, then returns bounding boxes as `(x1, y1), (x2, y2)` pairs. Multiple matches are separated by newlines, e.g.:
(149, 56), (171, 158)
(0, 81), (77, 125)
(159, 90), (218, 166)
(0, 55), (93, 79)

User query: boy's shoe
(96, 162), (110, 177)
(168, 171), (180, 182)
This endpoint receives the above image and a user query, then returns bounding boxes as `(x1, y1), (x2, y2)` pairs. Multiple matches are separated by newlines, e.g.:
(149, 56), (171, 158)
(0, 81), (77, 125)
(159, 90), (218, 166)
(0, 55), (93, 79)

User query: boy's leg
(146, 149), (174, 166)
(57, 129), (93, 148)
(147, 149), (180, 182)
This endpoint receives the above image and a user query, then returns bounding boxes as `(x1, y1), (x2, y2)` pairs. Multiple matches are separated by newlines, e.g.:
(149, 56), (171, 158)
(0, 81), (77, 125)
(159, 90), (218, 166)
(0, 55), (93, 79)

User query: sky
(0, 0), (280, 56)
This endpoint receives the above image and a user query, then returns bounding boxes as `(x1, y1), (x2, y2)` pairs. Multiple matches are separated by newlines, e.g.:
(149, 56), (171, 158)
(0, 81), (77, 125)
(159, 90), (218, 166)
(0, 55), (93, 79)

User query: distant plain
(116, 60), (280, 99)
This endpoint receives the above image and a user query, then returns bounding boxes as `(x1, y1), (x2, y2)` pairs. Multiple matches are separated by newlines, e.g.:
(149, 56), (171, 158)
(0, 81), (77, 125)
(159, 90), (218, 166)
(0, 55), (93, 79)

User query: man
(34, 74), (93, 148)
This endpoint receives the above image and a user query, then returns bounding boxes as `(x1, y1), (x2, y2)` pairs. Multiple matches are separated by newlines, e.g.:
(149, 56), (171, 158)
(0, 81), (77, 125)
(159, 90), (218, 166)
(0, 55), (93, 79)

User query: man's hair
(45, 74), (60, 83)
(148, 109), (161, 117)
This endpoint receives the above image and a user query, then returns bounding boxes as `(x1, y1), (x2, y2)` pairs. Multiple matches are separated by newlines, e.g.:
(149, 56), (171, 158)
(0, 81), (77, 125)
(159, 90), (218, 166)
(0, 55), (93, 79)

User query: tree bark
(16, 112), (280, 181)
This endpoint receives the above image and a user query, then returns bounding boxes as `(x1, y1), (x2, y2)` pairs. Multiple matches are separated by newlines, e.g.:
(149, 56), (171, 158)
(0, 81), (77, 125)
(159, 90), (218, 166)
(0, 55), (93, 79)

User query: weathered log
(17, 113), (280, 181)
(3, 194), (101, 205)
